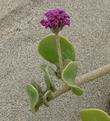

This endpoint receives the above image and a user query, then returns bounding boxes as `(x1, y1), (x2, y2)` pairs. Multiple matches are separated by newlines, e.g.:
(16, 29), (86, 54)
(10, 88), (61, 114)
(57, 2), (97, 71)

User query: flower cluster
(40, 9), (70, 33)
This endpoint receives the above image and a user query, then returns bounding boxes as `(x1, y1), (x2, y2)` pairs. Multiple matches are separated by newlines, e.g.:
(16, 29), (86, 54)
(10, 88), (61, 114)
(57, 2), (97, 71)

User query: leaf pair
(26, 66), (56, 112)
(38, 34), (83, 96)
(38, 34), (75, 65)
(80, 108), (110, 121)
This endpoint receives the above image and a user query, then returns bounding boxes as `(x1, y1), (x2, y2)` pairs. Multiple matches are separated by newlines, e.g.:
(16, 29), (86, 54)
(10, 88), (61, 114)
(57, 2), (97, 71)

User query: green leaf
(41, 64), (56, 76)
(26, 84), (40, 112)
(38, 34), (75, 65)
(62, 61), (83, 96)
(43, 90), (53, 107)
(31, 81), (42, 94)
(41, 65), (56, 92)
(63, 59), (72, 68)
(80, 108), (110, 121)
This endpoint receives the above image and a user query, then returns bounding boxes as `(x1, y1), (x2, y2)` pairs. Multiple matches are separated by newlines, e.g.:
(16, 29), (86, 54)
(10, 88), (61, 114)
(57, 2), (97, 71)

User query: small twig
(52, 63), (110, 99)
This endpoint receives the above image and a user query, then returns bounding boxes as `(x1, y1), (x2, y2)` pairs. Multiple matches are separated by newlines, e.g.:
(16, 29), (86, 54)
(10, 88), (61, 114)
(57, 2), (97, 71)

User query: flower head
(40, 9), (70, 33)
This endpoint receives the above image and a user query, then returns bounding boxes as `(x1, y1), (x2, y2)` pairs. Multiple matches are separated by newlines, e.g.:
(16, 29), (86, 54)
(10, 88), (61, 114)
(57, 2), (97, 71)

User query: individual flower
(40, 9), (70, 33)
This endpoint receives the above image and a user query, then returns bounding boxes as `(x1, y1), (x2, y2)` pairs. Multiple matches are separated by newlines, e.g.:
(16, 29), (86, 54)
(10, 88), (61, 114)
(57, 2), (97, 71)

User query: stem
(55, 33), (63, 74)
(52, 63), (110, 99)
(39, 63), (110, 108)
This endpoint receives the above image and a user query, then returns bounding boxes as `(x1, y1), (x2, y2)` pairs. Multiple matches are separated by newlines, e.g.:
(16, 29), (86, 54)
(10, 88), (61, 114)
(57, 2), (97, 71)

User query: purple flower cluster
(40, 9), (70, 33)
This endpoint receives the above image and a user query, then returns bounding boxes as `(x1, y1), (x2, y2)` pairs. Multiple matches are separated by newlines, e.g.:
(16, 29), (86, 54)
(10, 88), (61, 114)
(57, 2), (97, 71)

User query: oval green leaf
(80, 108), (110, 121)
(31, 81), (42, 94)
(26, 84), (39, 112)
(43, 90), (53, 107)
(62, 61), (83, 96)
(38, 34), (75, 65)
(41, 65), (56, 92)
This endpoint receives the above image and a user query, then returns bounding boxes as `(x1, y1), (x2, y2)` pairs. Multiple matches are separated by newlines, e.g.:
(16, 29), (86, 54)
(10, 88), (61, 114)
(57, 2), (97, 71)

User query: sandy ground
(0, 0), (110, 121)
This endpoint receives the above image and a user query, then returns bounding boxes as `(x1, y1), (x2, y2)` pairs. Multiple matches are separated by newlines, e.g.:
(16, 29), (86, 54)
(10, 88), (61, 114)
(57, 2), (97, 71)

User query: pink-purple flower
(40, 9), (70, 33)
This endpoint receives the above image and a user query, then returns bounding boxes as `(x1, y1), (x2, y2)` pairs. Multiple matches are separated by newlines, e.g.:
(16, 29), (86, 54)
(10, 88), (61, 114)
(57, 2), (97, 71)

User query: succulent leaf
(38, 34), (75, 65)
(62, 61), (83, 96)
(26, 84), (40, 112)
(41, 64), (56, 76)
(42, 65), (56, 92)
(43, 90), (53, 107)
(80, 108), (110, 121)
(31, 81), (42, 94)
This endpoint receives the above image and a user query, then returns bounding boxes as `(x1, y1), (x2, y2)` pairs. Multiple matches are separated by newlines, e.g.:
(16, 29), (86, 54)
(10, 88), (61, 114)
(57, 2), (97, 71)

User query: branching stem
(38, 63), (110, 109)
(52, 63), (110, 99)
